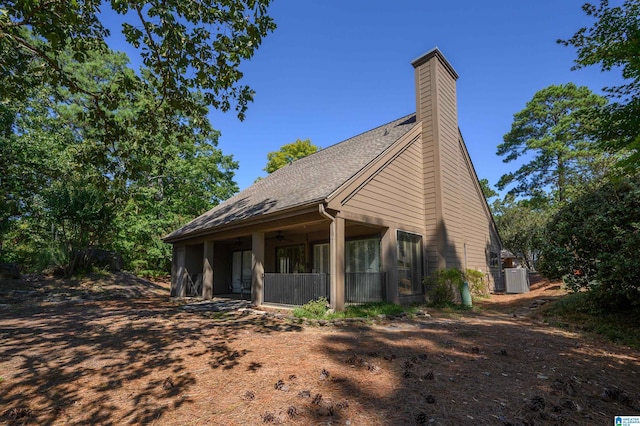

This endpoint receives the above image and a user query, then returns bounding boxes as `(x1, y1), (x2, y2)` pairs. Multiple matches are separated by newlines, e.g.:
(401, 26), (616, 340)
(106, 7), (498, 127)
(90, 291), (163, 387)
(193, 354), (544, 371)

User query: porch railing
(346, 272), (385, 303)
(263, 273), (328, 306)
(263, 272), (386, 306)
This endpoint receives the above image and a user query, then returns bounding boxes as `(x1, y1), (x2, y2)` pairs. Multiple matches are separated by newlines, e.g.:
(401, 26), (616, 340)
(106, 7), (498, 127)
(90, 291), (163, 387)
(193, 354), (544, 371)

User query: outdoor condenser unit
(504, 268), (530, 293)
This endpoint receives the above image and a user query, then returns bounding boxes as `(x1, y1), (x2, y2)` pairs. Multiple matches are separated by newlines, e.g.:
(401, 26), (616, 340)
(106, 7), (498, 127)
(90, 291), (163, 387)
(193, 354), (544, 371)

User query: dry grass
(0, 273), (639, 425)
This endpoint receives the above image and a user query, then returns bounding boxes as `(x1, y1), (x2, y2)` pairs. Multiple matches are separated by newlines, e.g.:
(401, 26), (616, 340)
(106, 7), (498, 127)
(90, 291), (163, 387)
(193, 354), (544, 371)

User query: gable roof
(164, 113), (418, 242)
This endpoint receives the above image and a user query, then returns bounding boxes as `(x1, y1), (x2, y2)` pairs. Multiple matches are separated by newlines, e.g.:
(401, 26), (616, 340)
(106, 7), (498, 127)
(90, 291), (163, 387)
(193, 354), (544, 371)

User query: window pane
(313, 243), (329, 273)
(346, 238), (380, 273)
(397, 231), (423, 295)
(277, 245), (305, 273)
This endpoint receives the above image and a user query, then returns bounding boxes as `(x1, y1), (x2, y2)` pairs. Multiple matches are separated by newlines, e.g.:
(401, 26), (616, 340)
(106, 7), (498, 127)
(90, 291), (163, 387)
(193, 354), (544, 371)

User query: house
(501, 249), (525, 269)
(163, 48), (503, 310)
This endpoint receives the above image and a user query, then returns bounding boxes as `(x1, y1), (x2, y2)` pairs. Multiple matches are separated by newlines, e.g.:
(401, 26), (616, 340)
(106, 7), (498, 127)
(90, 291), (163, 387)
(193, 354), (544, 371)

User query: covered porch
(170, 207), (397, 310)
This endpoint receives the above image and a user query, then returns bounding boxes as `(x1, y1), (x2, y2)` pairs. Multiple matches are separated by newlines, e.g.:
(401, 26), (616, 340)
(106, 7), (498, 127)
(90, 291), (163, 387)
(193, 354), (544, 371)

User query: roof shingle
(164, 113), (417, 241)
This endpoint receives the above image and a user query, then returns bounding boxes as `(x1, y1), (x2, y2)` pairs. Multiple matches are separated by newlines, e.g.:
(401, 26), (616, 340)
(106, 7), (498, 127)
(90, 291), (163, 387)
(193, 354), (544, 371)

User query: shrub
(540, 174), (640, 310)
(424, 268), (464, 304)
(465, 268), (489, 299)
(424, 268), (490, 304)
(293, 297), (328, 318)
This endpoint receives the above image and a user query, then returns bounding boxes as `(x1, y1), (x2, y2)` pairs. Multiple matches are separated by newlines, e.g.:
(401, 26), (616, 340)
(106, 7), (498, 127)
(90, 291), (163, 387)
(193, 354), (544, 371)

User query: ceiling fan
(267, 231), (293, 242)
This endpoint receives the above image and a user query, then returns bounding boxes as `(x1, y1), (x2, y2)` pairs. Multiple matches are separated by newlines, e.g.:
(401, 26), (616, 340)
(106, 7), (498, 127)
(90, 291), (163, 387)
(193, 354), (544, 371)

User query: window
(313, 243), (329, 274)
(397, 231), (423, 295)
(346, 238), (380, 273)
(277, 245), (305, 273)
(231, 250), (252, 293)
(489, 251), (499, 269)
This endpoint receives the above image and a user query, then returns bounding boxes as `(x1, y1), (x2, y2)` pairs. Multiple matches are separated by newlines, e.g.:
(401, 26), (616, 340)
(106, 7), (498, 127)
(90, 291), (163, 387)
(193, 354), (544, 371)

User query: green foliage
(491, 195), (552, 270)
(293, 298), (414, 320)
(539, 174), (640, 310)
(465, 269), (489, 299)
(0, 45), (239, 274)
(424, 268), (464, 305)
(425, 268), (490, 304)
(264, 139), (319, 174)
(293, 297), (329, 318)
(338, 302), (411, 319)
(0, 0), (276, 120)
(543, 292), (640, 349)
(479, 178), (498, 200)
(559, 0), (640, 170)
(497, 83), (608, 203)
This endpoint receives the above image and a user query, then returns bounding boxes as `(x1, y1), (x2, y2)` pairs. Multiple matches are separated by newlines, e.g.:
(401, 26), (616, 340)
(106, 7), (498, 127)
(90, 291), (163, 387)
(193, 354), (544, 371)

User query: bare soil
(0, 273), (639, 425)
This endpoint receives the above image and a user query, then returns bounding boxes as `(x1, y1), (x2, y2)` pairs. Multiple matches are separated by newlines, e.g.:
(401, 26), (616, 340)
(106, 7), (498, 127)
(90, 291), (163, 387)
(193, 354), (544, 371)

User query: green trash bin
(461, 281), (472, 307)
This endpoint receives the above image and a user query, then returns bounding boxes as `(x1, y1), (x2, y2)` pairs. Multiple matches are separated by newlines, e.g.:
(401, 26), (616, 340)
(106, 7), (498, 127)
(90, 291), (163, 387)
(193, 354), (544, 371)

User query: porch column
(171, 245), (187, 297)
(251, 232), (265, 306)
(381, 228), (398, 304)
(330, 216), (345, 311)
(202, 241), (214, 299)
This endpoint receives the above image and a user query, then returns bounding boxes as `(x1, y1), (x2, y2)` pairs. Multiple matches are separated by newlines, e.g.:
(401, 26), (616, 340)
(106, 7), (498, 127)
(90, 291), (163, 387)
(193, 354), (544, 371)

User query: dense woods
(0, 0), (275, 275)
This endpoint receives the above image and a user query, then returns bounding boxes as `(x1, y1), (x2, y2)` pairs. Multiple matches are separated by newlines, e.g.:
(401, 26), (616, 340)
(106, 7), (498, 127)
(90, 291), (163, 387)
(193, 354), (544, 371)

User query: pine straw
(0, 276), (639, 425)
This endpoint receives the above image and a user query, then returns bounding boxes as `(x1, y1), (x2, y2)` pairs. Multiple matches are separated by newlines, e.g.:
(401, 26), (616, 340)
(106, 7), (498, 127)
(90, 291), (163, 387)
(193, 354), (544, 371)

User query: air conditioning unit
(504, 268), (530, 293)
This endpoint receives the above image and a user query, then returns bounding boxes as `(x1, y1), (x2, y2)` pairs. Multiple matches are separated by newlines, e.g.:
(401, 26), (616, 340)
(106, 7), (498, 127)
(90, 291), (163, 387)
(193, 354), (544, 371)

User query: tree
(496, 83), (607, 203)
(0, 46), (239, 274)
(0, 0), (276, 119)
(491, 195), (551, 270)
(539, 174), (640, 310)
(479, 178), (498, 200)
(559, 0), (640, 169)
(264, 139), (319, 173)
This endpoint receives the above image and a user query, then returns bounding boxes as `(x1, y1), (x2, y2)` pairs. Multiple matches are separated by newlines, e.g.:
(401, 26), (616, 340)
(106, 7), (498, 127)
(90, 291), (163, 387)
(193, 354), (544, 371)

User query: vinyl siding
(416, 59), (439, 271)
(342, 139), (425, 230)
(435, 59), (463, 268)
(450, 134), (502, 290)
(413, 50), (502, 290)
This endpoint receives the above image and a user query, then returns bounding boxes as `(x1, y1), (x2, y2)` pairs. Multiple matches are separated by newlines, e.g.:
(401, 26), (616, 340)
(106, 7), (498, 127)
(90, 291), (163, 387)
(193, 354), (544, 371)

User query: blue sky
(108, 1), (620, 193)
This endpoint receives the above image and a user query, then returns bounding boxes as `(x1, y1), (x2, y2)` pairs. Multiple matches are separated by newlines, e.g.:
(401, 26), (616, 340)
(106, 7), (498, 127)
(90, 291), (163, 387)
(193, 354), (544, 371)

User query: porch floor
(181, 295), (251, 313)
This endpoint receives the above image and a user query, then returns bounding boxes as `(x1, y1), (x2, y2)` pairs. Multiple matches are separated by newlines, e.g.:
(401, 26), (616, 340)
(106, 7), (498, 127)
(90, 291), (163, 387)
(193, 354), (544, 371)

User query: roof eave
(162, 199), (326, 244)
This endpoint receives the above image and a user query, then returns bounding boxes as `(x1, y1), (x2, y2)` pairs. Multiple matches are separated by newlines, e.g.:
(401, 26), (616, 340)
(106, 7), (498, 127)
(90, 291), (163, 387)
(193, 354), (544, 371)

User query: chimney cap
(411, 47), (459, 80)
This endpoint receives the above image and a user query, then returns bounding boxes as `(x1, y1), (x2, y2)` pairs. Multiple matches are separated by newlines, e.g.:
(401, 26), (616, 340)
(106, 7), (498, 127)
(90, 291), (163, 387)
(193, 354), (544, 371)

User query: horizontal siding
(343, 140), (425, 230)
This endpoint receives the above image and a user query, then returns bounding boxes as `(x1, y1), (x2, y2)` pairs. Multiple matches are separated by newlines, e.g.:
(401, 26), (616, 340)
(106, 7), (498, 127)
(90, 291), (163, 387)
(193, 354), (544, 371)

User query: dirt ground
(1, 273), (639, 425)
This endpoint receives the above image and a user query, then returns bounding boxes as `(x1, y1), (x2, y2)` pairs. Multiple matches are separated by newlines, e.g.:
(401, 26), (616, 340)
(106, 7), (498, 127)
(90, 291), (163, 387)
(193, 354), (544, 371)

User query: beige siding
(450, 134), (502, 290)
(434, 57), (463, 269)
(342, 139), (425, 230)
(413, 49), (502, 290)
(416, 59), (439, 271)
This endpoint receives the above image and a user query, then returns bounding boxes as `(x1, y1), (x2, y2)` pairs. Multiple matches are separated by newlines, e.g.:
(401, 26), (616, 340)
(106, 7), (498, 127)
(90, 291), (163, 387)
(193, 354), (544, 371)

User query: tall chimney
(411, 48), (459, 270)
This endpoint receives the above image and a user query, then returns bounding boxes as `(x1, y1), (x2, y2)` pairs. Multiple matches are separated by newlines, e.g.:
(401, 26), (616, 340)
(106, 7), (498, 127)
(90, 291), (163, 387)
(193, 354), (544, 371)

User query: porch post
(382, 228), (398, 304)
(171, 245), (187, 297)
(330, 216), (345, 311)
(251, 232), (265, 306)
(203, 241), (214, 299)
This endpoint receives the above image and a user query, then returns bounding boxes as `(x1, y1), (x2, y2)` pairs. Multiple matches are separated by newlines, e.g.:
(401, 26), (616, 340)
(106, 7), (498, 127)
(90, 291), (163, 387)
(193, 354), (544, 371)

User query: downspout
(319, 203), (334, 222)
(319, 203), (336, 309)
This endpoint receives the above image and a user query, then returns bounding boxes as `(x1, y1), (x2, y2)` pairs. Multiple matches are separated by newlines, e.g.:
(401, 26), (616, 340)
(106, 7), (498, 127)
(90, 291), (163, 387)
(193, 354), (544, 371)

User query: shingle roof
(164, 113), (418, 241)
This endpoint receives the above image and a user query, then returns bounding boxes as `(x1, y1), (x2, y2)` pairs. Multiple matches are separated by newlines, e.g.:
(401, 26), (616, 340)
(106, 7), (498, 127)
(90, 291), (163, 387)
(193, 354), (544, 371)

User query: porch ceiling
(210, 219), (386, 247)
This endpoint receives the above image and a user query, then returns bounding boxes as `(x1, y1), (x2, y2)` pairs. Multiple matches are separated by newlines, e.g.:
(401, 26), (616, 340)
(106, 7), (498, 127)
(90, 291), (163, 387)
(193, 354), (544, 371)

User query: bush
(424, 268), (490, 304)
(293, 297), (328, 318)
(424, 268), (464, 304)
(465, 269), (489, 299)
(540, 174), (640, 310)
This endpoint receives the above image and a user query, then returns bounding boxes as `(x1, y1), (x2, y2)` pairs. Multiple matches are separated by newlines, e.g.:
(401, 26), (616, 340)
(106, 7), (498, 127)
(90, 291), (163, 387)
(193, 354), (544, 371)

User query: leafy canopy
(264, 139), (319, 173)
(491, 195), (551, 271)
(496, 83), (607, 203)
(0, 45), (238, 274)
(0, 0), (276, 119)
(559, 0), (640, 169)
